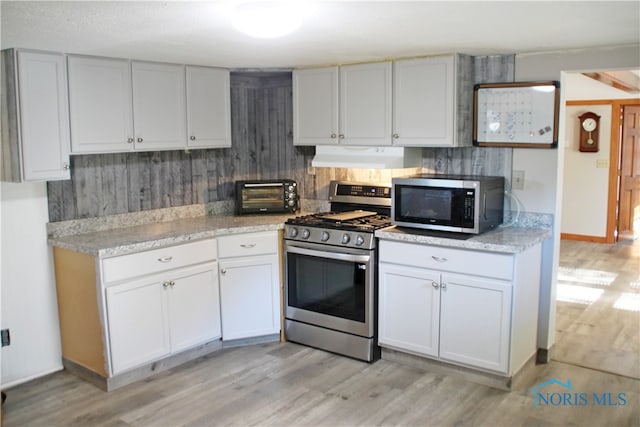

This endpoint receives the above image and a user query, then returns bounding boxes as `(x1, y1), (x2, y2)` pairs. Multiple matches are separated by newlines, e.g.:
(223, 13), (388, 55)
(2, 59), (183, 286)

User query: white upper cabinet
(131, 61), (187, 151)
(393, 54), (473, 147)
(68, 55), (232, 154)
(293, 55), (473, 148)
(186, 65), (231, 148)
(1, 49), (70, 182)
(293, 62), (393, 146)
(67, 55), (134, 153)
(293, 66), (339, 145)
(339, 61), (393, 146)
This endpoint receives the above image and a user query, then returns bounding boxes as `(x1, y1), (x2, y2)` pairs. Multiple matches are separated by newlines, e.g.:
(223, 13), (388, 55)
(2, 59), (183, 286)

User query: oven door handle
(286, 246), (371, 263)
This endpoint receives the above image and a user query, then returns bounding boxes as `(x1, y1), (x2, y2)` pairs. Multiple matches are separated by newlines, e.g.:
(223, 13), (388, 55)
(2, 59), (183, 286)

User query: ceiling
(1, 1), (639, 69)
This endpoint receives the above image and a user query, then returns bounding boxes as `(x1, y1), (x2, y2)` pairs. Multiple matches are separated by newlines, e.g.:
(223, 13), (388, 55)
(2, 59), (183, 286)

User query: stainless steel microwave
(236, 179), (299, 214)
(391, 174), (504, 234)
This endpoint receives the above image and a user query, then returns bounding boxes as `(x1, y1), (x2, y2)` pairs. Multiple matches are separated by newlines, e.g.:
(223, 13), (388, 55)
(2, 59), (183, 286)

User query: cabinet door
(219, 255), (280, 340)
(186, 66), (231, 148)
(131, 61), (187, 151)
(393, 56), (454, 147)
(292, 67), (339, 145)
(339, 62), (392, 146)
(378, 263), (440, 357)
(16, 51), (70, 180)
(167, 262), (221, 352)
(106, 277), (171, 374)
(67, 56), (134, 153)
(438, 273), (512, 373)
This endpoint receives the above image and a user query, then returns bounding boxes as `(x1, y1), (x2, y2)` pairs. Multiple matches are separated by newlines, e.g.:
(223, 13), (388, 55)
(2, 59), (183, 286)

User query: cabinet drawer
(102, 239), (217, 284)
(218, 231), (278, 258)
(379, 240), (513, 280)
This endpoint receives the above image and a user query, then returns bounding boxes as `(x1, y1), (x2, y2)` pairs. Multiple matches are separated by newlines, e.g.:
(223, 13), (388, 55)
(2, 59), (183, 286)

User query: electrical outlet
(1, 329), (10, 347)
(512, 170), (525, 190)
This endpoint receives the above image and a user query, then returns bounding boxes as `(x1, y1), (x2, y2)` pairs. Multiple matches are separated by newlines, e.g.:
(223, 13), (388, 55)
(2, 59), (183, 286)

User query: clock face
(582, 118), (597, 132)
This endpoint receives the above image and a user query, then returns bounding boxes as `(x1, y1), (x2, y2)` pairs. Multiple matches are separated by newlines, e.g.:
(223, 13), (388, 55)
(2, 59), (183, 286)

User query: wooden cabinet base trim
(64, 339), (223, 391)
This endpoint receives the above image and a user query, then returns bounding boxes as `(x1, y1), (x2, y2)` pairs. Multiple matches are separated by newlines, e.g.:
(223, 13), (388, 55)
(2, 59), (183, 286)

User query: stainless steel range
(284, 181), (392, 362)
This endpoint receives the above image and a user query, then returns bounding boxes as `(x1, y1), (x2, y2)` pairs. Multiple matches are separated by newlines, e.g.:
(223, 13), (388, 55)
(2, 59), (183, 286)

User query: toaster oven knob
(301, 229), (311, 239)
(321, 231), (330, 242)
(288, 227), (298, 238)
(355, 235), (365, 246)
(341, 233), (351, 244)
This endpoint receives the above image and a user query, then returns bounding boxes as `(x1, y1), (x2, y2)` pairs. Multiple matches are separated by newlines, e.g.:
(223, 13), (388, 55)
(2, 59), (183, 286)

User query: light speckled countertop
(48, 204), (551, 258)
(49, 214), (297, 258)
(375, 226), (551, 254)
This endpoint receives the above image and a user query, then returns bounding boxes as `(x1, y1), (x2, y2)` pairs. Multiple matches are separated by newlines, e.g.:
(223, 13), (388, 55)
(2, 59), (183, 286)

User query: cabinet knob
(170, 281), (175, 287)
(339, 134), (345, 139)
(330, 133), (337, 139)
(220, 268), (227, 274)
(431, 281), (439, 289)
(393, 133), (399, 139)
(162, 281), (170, 288)
(190, 136), (196, 141)
(441, 282), (447, 289)
(137, 137), (143, 143)
(63, 163), (70, 170)
(127, 138), (134, 144)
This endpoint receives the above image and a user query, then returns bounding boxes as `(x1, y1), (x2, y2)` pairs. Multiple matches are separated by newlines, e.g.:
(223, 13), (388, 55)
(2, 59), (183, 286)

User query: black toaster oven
(236, 179), (299, 214)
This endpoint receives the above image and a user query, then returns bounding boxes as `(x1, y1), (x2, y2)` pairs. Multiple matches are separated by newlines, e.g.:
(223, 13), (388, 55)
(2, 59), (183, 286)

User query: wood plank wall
(47, 56), (515, 222)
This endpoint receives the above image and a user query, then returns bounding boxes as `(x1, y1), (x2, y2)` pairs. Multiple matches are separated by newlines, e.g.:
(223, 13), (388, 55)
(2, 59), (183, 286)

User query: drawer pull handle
(240, 244), (256, 249)
(158, 256), (173, 263)
(431, 256), (448, 262)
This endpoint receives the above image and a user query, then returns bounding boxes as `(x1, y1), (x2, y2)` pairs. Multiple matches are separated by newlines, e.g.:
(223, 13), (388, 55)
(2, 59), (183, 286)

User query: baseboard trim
(382, 348), (538, 391)
(63, 339), (223, 391)
(560, 233), (608, 243)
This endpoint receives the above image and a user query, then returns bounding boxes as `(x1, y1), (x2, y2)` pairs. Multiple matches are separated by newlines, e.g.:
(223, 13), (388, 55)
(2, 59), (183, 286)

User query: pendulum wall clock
(578, 111), (600, 152)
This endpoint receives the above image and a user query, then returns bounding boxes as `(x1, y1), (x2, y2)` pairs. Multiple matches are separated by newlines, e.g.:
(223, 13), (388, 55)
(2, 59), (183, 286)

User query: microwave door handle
(286, 246), (371, 264)
(244, 183), (284, 187)
(483, 192), (488, 220)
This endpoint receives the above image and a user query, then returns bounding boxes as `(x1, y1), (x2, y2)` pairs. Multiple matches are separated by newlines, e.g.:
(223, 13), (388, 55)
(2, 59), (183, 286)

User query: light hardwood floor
(2, 240), (639, 426)
(554, 239), (640, 379)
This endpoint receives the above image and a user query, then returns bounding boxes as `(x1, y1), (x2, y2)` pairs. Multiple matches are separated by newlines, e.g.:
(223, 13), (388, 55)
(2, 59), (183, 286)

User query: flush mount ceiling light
(230, 1), (311, 38)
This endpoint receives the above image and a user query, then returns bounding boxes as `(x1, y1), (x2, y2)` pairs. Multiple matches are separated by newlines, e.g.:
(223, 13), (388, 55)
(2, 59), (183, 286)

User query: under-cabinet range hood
(311, 145), (422, 169)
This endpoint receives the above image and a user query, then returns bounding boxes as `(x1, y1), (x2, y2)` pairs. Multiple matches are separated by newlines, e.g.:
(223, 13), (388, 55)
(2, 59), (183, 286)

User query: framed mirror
(473, 81), (560, 148)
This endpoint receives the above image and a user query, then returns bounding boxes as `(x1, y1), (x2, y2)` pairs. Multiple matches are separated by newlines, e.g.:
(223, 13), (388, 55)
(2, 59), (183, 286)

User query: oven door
(285, 241), (374, 338)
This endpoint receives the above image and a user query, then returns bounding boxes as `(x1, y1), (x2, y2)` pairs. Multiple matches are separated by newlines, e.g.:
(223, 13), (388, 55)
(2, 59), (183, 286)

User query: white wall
(1, 182), (62, 387)
(514, 44), (640, 352)
(562, 104), (612, 238)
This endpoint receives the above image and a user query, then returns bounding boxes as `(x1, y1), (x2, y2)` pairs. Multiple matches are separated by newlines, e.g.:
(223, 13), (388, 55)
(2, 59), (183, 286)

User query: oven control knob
(355, 235), (365, 246)
(341, 233), (351, 244)
(321, 231), (330, 241)
(301, 229), (311, 239)
(288, 227), (298, 238)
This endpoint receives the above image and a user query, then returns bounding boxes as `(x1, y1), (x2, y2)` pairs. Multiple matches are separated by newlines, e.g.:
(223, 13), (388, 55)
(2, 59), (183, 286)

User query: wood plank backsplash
(47, 56), (515, 222)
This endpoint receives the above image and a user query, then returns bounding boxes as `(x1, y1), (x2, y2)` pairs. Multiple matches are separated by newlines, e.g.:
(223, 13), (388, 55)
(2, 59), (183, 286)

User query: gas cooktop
(286, 210), (392, 233)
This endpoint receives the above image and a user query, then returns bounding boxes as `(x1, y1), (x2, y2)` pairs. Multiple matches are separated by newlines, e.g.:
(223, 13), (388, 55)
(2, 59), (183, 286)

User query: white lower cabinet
(378, 239), (539, 376)
(106, 262), (220, 374)
(217, 231), (280, 341)
(437, 273), (511, 373)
